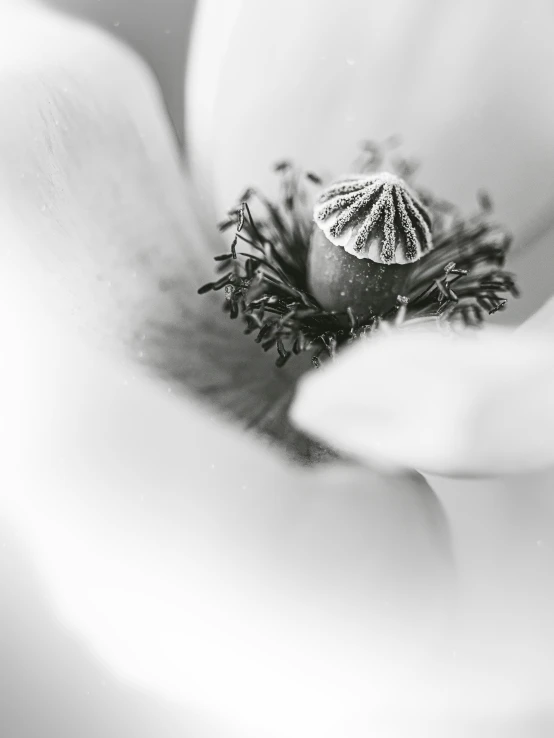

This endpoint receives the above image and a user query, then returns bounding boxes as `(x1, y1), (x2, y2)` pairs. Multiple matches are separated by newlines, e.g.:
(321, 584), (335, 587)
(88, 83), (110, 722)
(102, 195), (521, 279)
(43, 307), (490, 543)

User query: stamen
(199, 143), (519, 369)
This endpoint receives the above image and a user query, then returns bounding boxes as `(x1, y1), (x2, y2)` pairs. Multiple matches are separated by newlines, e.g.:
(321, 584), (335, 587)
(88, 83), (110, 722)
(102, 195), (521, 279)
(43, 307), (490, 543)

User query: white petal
(290, 323), (554, 476)
(188, 0), (554, 239)
(0, 10), (454, 732)
(0, 1), (311, 440)
(6, 6), (553, 734)
(2, 254), (455, 737)
(427, 299), (554, 711)
(0, 1), (203, 337)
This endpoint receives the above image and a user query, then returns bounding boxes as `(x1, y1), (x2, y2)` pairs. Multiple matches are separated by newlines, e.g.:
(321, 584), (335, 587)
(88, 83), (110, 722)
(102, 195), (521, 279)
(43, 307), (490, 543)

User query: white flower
(1, 1), (554, 737)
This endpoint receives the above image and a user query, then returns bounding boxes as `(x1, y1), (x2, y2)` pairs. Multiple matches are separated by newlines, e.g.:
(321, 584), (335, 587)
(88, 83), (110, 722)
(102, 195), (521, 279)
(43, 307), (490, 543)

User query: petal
(6, 256), (554, 734)
(0, 1), (311, 453)
(188, 0), (554, 234)
(427, 300), (554, 709)
(47, 0), (197, 146)
(187, 0), (554, 323)
(290, 322), (554, 477)
(291, 307), (554, 707)
(0, 519), (192, 737)
(0, 10), (459, 730)
(5, 4), (550, 734)
(1, 264), (454, 737)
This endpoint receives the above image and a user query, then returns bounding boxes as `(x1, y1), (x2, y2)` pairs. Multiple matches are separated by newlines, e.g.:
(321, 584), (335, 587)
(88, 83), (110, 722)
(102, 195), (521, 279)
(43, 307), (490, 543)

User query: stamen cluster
(199, 145), (519, 368)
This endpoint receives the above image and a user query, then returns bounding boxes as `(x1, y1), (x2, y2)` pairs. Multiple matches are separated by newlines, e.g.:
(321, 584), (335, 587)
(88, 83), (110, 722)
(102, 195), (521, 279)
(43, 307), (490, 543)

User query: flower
(187, 3), (554, 730)
(3, 1), (554, 737)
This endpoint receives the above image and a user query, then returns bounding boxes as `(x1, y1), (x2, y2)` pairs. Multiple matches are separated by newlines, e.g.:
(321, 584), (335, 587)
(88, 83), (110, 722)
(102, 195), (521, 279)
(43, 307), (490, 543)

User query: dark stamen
(199, 143), (519, 368)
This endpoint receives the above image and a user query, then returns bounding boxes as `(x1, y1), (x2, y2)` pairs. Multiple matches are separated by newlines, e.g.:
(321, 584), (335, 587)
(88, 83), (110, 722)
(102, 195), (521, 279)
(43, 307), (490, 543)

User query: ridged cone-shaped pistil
(308, 172), (434, 317)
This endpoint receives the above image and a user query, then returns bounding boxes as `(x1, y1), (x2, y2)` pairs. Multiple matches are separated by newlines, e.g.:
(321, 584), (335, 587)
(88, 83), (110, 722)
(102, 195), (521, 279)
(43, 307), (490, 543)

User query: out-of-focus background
(45, 0), (197, 147)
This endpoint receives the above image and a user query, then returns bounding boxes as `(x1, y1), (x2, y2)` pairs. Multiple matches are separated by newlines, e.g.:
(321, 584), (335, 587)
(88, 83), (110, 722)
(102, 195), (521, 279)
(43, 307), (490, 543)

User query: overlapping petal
(290, 318), (554, 477)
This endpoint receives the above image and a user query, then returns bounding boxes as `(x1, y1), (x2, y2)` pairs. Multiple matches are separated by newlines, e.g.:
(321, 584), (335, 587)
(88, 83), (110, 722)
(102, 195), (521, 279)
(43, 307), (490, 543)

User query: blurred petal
(1, 263), (454, 738)
(292, 301), (554, 714)
(0, 7), (460, 732)
(0, 0), (313, 453)
(290, 323), (554, 477)
(425, 300), (554, 716)
(0, 520), (193, 738)
(2, 7), (552, 733)
(5, 269), (554, 732)
(46, 0), (197, 144)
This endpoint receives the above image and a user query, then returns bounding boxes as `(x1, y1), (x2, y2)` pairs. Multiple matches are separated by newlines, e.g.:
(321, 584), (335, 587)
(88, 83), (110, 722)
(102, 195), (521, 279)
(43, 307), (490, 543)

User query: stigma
(313, 172), (434, 264)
